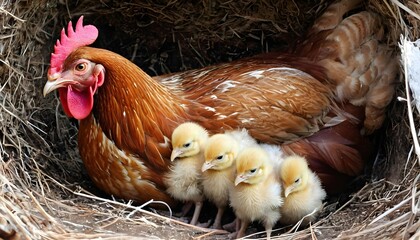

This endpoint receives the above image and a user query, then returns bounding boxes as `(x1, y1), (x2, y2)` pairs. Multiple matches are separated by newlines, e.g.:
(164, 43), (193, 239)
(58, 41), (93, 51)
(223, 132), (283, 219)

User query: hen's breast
(78, 114), (175, 206)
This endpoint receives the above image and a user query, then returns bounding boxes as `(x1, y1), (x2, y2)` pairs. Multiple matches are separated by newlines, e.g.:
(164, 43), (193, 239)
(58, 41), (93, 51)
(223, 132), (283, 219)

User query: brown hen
(43, 0), (397, 206)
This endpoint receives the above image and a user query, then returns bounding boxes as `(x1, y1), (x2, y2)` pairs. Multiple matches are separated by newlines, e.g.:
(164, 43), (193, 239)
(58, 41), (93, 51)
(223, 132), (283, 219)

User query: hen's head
(202, 133), (238, 172)
(43, 16), (104, 120)
(279, 155), (310, 197)
(234, 146), (272, 186)
(170, 122), (209, 161)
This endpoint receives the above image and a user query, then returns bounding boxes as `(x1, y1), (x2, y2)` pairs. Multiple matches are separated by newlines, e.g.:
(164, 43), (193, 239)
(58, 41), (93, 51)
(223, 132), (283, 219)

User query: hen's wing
(282, 103), (373, 193)
(156, 57), (333, 143)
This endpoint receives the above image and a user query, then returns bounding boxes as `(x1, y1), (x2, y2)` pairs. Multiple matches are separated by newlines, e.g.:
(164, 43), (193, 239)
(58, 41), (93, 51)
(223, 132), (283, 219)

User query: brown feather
(296, 1), (398, 133)
(282, 103), (373, 193)
(79, 114), (175, 205)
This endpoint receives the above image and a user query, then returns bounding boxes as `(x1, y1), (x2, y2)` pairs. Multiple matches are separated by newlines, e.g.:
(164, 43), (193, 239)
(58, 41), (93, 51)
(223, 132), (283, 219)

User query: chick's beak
(284, 186), (293, 198)
(170, 148), (184, 162)
(234, 174), (247, 186)
(201, 162), (213, 172)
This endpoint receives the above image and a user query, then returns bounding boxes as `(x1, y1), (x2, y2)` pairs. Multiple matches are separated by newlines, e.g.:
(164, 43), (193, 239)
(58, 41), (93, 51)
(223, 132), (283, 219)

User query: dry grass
(0, 0), (419, 239)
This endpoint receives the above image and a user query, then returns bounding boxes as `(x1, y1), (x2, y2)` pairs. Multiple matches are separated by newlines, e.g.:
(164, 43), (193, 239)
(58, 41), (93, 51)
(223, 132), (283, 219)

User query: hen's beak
(234, 174), (247, 186)
(43, 76), (77, 97)
(284, 186), (293, 198)
(170, 148), (184, 162)
(201, 162), (214, 172)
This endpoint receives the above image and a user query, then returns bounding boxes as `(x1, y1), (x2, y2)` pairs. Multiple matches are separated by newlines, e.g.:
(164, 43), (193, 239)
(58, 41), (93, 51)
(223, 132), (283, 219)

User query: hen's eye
(249, 168), (257, 174)
(183, 143), (191, 148)
(216, 155), (223, 160)
(75, 63), (87, 71)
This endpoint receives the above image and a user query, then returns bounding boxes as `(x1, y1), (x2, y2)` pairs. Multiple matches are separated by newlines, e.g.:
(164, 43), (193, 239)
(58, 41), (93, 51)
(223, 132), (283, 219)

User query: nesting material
(401, 37), (420, 114)
(0, 0), (419, 239)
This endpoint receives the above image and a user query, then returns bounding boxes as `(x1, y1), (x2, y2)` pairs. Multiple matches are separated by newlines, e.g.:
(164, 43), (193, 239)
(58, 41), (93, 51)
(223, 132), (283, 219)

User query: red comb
(49, 16), (98, 75)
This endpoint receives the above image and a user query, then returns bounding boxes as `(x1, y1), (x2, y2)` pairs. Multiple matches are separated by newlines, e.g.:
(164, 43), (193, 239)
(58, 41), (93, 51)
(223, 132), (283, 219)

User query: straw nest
(0, 0), (419, 239)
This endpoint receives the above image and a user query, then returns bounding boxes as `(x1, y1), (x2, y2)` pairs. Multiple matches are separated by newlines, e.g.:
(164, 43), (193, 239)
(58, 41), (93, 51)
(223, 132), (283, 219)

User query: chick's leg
(175, 201), (193, 218)
(227, 218), (241, 239)
(264, 211), (279, 239)
(223, 218), (237, 232)
(265, 225), (273, 240)
(236, 219), (249, 239)
(212, 207), (225, 229)
(190, 201), (203, 225)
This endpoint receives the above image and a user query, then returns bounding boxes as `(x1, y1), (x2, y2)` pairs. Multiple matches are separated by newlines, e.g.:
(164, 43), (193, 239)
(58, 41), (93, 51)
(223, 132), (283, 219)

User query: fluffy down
(166, 158), (203, 202)
(230, 146), (283, 238)
(165, 122), (209, 225)
(259, 143), (285, 173)
(278, 155), (327, 226)
(201, 128), (257, 229)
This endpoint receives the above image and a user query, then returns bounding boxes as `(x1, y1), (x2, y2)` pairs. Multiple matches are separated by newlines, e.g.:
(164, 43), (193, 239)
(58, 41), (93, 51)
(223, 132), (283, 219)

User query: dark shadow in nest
(90, 17), (285, 78)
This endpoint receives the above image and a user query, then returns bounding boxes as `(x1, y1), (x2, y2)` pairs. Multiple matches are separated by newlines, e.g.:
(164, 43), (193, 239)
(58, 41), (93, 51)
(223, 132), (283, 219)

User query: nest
(0, 0), (419, 239)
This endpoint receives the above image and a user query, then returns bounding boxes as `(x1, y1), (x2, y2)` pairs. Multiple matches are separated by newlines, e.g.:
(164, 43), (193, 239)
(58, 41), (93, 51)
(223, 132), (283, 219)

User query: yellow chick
(278, 155), (327, 226)
(165, 122), (209, 225)
(230, 146), (283, 239)
(201, 129), (257, 229)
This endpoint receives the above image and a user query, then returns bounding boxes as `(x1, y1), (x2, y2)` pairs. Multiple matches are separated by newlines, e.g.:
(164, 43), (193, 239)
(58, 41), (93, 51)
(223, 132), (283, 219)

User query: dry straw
(0, 0), (419, 239)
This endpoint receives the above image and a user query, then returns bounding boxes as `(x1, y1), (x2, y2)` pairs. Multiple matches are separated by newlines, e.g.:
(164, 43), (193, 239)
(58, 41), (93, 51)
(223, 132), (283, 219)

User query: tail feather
(280, 0), (397, 194)
(296, 0), (398, 134)
(304, 11), (384, 85)
(309, 0), (363, 34)
(323, 12), (382, 61)
(362, 48), (399, 134)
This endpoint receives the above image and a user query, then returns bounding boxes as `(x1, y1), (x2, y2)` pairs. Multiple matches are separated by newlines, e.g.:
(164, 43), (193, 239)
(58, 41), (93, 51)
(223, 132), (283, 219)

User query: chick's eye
(75, 62), (87, 71)
(294, 178), (300, 183)
(183, 143), (191, 148)
(249, 168), (257, 174)
(216, 155), (223, 160)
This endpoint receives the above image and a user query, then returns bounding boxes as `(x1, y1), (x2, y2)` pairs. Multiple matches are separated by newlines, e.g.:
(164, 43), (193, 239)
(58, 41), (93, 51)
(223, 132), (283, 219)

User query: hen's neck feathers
(70, 47), (189, 164)
(77, 47), (185, 112)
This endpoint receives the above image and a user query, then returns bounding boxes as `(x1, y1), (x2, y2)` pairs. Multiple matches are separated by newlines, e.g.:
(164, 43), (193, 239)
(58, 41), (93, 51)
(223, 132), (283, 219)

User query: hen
(43, 0), (397, 205)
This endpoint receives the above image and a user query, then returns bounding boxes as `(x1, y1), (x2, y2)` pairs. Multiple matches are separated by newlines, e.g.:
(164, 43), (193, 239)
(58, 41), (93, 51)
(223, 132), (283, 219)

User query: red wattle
(59, 88), (73, 118)
(65, 86), (94, 120)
